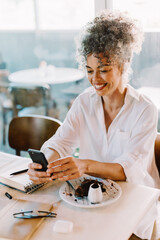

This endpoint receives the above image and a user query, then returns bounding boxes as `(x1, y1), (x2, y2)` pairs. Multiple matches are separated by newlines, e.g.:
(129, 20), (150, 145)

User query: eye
(87, 70), (93, 74)
(100, 69), (112, 73)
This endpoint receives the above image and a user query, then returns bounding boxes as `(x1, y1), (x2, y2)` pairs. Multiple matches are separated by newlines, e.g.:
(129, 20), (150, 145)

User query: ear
(118, 64), (124, 74)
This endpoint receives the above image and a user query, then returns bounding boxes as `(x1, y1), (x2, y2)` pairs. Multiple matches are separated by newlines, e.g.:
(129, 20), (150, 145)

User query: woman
(28, 11), (159, 239)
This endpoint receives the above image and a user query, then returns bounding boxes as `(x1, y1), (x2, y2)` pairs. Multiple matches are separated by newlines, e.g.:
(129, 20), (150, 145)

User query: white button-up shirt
(41, 84), (159, 188)
(41, 84), (160, 239)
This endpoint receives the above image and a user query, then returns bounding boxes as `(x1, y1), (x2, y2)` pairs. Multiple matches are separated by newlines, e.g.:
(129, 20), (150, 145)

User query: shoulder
(126, 86), (158, 134)
(127, 84), (157, 111)
(126, 85), (158, 124)
(138, 92), (157, 116)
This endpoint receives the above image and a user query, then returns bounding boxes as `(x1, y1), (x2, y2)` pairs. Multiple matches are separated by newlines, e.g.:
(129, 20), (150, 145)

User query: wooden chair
(8, 115), (62, 156)
(155, 132), (160, 176)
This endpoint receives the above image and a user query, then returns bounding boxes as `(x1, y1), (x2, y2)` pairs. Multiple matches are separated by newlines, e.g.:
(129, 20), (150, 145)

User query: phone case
(28, 149), (48, 171)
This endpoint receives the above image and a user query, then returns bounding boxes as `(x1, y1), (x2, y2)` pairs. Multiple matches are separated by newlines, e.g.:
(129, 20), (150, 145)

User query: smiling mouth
(94, 83), (108, 90)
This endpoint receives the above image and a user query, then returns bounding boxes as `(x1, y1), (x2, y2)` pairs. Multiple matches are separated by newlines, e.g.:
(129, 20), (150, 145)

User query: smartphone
(28, 149), (48, 172)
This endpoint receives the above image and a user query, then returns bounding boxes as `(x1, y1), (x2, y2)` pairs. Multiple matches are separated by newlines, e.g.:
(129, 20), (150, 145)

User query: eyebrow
(86, 65), (92, 69)
(86, 64), (111, 69)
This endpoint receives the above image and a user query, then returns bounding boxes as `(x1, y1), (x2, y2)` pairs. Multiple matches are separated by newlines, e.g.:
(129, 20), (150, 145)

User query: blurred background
(0, 0), (160, 153)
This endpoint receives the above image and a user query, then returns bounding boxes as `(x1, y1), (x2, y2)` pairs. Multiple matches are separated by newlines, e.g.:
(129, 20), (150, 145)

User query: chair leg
(2, 107), (7, 145)
(16, 149), (20, 156)
(2, 106), (15, 145)
(44, 102), (49, 116)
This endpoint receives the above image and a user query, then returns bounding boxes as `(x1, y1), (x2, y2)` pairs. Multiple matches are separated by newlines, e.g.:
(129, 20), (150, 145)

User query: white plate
(59, 176), (122, 208)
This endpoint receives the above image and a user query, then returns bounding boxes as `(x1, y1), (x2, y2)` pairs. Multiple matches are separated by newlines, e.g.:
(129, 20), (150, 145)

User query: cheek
(87, 75), (92, 84)
(109, 71), (121, 83)
(103, 73), (112, 82)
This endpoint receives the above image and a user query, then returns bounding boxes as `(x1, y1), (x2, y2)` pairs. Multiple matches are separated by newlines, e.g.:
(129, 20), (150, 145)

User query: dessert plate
(59, 176), (122, 208)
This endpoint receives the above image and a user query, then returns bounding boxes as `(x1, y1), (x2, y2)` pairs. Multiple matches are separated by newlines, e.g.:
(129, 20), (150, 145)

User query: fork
(66, 180), (76, 191)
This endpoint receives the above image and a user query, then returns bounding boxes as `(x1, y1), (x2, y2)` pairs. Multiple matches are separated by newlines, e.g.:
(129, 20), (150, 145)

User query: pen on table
(5, 192), (13, 199)
(10, 168), (28, 176)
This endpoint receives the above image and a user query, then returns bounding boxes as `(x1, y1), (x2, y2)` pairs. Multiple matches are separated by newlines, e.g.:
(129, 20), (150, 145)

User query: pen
(10, 168), (28, 175)
(5, 192), (13, 199)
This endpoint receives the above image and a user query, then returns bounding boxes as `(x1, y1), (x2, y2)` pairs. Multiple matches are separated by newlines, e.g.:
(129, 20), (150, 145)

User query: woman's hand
(47, 156), (86, 181)
(27, 162), (53, 184)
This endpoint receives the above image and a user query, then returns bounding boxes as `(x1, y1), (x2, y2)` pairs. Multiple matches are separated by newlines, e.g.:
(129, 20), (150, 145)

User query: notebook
(0, 155), (44, 193)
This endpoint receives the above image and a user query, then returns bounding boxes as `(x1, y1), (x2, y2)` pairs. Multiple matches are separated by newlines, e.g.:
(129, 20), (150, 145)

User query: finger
(58, 172), (80, 181)
(47, 157), (71, 168)
(28, 163), (42, 170)
(29, 175), (52, 184)
(47, 161), (75, 174)
(51, 168), (77, 180)
(27, 169), (50, 177)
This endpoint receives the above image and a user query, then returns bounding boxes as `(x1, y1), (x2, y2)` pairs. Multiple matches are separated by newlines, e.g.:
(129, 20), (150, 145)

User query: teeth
(94, 84), (106, 90)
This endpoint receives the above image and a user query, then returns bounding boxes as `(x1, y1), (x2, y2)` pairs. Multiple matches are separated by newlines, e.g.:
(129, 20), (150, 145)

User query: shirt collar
(125, 84), (140, 102)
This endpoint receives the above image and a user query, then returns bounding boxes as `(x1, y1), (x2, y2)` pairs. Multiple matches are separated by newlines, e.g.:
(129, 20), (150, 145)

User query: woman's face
(86, 53), (124, 97)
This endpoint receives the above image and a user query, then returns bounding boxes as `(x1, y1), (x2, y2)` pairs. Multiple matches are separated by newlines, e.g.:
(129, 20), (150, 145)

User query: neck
(102, 87), (127, 112)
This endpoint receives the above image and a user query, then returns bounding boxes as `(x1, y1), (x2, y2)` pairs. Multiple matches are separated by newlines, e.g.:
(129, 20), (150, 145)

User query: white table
(32, 183), (159, 240)
(8, 67), (85, 85)
(0, 152), (159, 240)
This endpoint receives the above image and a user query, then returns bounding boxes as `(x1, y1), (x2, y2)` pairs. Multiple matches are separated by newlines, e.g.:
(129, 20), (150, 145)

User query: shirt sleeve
(113, 103), (158, 186)
(41, 97), (80, 158)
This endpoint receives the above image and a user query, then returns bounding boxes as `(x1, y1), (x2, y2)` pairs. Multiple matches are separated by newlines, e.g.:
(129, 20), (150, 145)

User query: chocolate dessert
(75, 179), (106, 198)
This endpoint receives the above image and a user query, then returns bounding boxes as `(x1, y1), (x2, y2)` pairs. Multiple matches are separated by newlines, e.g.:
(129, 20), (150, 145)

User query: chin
(95, 89), (108, 96)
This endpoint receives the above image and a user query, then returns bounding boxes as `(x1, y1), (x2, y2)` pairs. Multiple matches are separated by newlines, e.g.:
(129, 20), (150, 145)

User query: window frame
(94, 0), (112, 14)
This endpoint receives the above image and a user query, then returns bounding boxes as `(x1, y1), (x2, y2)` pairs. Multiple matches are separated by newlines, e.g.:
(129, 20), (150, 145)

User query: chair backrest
(8, 115), (62, 156)
(155, 132), (160, 176)
(9, 83), (50, 116)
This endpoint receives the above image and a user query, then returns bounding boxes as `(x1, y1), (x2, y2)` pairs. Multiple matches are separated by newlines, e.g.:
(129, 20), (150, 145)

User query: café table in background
(8, 66), (85, 85)
(8, 66), (85, 120)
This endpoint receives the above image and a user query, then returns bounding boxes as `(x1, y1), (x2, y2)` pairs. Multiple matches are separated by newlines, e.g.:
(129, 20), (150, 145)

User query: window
(37, 0), (95, 30)
(0, 0), (35, 30)
(112, 0), (160, 130)
(112, 0), (160, 89)
(0, 0), (96, 122)
(0, 0), (95, 31)
(113, 0), (160, 31)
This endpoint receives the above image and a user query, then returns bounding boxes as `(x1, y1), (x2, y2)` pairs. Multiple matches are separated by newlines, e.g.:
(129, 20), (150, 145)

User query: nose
(92, 71), (101, 81)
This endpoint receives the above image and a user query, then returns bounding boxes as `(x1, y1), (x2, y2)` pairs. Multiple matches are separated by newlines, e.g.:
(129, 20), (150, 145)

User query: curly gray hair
(76, 10), (144, 80)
